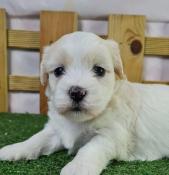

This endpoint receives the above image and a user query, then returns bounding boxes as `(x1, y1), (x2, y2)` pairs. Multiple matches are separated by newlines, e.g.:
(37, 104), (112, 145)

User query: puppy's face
(41, 32), (125, 122)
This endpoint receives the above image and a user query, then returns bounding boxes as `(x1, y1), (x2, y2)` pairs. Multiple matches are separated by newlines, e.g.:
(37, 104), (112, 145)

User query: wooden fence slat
(0, 9), (8, 112)
(145, 37), (169, 56)
(142, 80), (169, 85)
(108, 15), (146, 82)
(40, 11), (78, 114)
(8, 30), (40, 50)
(9, 75), (40, 91)
(7, 29), (169, 57)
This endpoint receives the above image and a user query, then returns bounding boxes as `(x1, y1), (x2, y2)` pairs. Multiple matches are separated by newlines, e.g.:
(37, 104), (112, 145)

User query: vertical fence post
(108, 15), (145, 82)
(0, 9), (8, 112)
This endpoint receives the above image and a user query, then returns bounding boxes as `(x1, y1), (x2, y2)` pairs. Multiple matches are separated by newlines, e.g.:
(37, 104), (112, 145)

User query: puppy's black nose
(68, 86), (87, 103)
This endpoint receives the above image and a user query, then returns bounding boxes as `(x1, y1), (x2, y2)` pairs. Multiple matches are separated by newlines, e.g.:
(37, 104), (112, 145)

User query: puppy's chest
(55, 111), (114, 153)
(60, 121), (98, 154)
(66, 123), (115, 156)
(68, 128), (97, 155)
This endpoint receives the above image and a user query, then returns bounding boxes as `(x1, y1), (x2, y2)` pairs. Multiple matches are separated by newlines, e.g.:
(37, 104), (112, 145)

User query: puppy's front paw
(0, 143), (38, 161)
(60, 160), (99, 175)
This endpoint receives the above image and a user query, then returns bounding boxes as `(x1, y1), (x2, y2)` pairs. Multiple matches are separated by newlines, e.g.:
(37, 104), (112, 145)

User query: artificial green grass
(0, 113), (168, 175)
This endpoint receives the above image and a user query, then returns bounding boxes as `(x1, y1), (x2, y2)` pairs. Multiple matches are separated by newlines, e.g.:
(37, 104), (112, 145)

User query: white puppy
(0, 32), (169, 175)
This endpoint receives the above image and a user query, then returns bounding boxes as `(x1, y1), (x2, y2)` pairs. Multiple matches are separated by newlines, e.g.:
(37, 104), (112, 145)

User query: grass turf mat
(0, 113), (168, 175)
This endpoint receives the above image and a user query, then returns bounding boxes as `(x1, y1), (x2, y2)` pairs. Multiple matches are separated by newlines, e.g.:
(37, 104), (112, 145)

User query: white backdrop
(0, 0), (169, 113)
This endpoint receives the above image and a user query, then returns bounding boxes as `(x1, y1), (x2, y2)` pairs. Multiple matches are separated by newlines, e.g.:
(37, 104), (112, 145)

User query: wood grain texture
(0, 9), (8, 112)
(7, 29), (169, 57)
(8, 30), (40, 49)
(108, 15), (146, 82)
(142, 80), (169, 85)
(9, 75), (40, 91)
(40, 11), (78, 114)
(145, 37), (169, 56)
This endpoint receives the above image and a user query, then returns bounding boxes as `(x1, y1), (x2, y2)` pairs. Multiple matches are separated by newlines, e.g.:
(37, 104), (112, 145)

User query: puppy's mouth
(70, 103), (85, 112)
(71, 106), (82, 112)
(56, 102), (89, 116)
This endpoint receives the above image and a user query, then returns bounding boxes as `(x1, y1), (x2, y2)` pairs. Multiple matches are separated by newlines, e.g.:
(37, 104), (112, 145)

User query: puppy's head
(41, 32), (125, 122)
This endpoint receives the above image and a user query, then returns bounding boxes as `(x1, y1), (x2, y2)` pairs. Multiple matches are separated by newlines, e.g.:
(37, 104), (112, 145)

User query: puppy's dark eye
(93, 65), (105, 77)
(54, 66), (65, 77)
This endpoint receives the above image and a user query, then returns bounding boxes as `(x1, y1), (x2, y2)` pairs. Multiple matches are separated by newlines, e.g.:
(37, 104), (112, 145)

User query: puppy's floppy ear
(40, 46), (50, 86)
(106, 39), (127, 80)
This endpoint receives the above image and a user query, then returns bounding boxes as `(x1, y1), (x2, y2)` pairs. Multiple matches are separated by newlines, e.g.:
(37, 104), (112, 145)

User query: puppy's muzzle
(68, 86), (87, 103)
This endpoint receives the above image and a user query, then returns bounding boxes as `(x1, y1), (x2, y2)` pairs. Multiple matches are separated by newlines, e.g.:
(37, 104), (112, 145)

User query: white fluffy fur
(0, 32), (169, 175)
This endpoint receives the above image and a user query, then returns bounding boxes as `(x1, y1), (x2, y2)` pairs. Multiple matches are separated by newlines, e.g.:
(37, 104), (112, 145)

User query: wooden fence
(0, 9), (169, 113)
